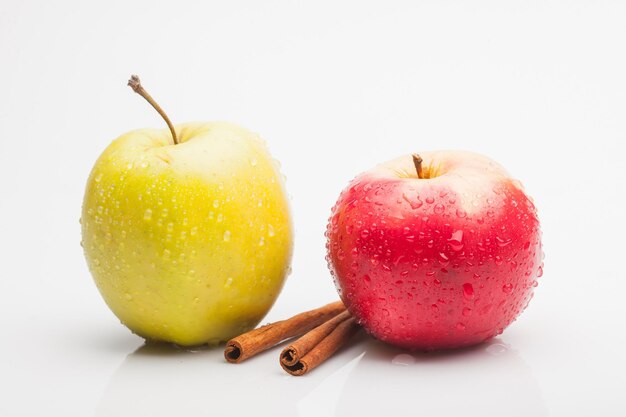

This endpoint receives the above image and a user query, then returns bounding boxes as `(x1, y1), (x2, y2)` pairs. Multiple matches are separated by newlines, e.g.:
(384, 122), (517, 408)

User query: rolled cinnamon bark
(280, 315), (360, 376)
(224, 301), (345, 363)
(280, 310), (351, 367)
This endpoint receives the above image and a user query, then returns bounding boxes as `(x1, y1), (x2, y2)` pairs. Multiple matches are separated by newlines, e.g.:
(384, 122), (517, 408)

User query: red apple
(325, 151), (543, 350)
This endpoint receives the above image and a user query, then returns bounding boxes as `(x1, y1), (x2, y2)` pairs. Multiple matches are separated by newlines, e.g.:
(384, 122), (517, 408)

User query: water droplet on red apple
(502, 283), (513, 293)
(448, 230), (464, 251)
(431, 304), (439, 312)
(463, 283), (474, 299)
(363, 275), (371, 283)
(425, 196), (435, 204)
(456, 209), (467, 218)
(496, 236), (512, 247)
(537, 265), (544, 277)
(360, 229), (370, 239)
(456, 322), (466, 331)
(402, 193), (423, 209)
(462, 307), (472, 316)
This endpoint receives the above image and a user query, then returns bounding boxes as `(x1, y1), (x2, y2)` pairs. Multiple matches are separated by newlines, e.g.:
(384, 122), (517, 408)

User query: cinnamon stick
(280, 310), (351, 367)
(280, 315), (360, 376)
(224, 301), (345, 363)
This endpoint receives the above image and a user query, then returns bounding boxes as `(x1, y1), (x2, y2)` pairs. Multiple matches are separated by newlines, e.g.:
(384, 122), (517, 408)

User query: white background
(1, 1), (625, 416)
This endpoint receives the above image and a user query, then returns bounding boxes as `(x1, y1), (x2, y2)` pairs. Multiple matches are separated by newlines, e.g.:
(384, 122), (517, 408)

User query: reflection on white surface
(334, 337), (548, 417)
(96, 333), (546, 417)
(96, 338), (366, 417)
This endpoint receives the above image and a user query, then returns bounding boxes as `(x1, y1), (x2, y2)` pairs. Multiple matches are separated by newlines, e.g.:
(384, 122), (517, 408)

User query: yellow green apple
(81, 78), (293, 346)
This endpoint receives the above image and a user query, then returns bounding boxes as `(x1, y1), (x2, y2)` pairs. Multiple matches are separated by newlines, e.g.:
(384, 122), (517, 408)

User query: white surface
(1, 1), (625, 416)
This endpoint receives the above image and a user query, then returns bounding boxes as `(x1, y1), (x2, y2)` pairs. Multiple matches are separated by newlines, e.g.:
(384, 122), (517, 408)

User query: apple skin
(81, 122), (293, 346)
(326, 151), (543, 350)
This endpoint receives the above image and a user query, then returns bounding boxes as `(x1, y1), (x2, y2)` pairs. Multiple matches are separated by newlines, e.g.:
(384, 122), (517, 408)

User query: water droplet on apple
(224, 277), (233, 288)
(193, 297), (200, 304)
(496, 236), (512, 247)
(360, 229), (370, 239)
(537, 265), (544, 277)
(456, 322), (466, 331)
(163, 249), (171, 260)
(406, 195), (424, 210)
(94, 173), (103, 183)
(463, 283), (474, 299)
(502, 283), (513, 293)
(434, 203), (445, 214)
(456, 209), (467, 218)
(259, 237), (265, 246)
(268, 224), (275, 237)
(213, 200), (220, 208)
(249, 158), (258, 167)
(217, 213), (224, 223)
(223, 230), (231, 242)
(124, 293), (133, 301)
(161, 208), (168, 217)
(462, 307), (472, 316)
(143, 209), (153, 221)
(426, 196), (435, 204)
(167, 223), (174, 232)
(448, 230), (464, 251)
(431, 304), (439, 312)
(93, 258), (100, 266)
(391, 354), (415, 366)
(190, 227), (198, 236)
(363, 274), (371, 283)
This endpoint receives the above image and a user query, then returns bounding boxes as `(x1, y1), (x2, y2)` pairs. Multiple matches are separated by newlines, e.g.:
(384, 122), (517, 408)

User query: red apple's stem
(412, 153), (424, 179)
(127, 75), (179, 145)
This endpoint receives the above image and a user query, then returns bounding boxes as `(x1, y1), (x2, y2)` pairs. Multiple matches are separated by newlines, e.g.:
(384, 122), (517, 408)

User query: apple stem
(127, 75), (179, 145)
(412, 153), (424, 179)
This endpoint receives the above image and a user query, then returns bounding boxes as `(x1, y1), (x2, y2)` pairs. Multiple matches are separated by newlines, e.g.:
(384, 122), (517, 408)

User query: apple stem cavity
(127, 75), (179, 145)
(412, 153), (424, 179)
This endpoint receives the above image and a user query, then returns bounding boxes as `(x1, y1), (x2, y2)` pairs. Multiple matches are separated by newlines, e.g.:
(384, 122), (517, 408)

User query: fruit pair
(82, 77), (542, 349)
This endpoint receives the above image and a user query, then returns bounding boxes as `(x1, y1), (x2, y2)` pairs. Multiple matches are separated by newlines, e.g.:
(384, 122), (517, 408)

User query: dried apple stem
(127, 75), (178, 145)
(412, 153), (424, 179)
